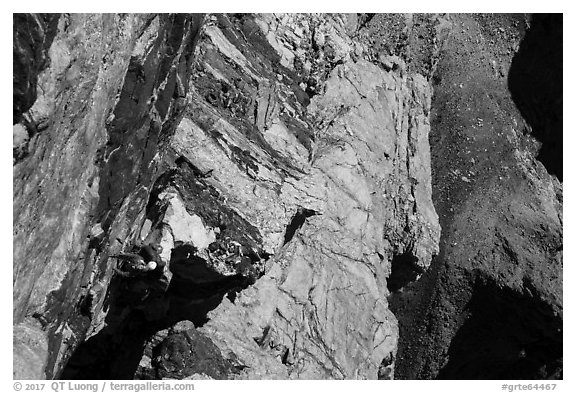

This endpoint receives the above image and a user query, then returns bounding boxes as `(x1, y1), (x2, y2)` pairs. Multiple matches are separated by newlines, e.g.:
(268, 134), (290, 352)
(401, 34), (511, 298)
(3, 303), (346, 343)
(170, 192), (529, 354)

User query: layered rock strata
(14, 12), (561, 381)
(13, 13), (203, 378)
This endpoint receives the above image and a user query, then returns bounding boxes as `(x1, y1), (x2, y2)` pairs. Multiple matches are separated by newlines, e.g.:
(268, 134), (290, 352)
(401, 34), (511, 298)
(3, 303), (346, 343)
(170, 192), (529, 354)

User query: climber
(111, 243), (168, 304)
(138, 244), (166, 279)
(111, 244), (165, 279)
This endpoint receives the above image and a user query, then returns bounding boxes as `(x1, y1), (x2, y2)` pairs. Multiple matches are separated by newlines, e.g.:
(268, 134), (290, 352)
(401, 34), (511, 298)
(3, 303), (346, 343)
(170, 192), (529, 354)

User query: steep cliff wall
(13, 13), (203, 379)
(59, 14), (440, 380)
(13, 13), (562, 381)
(385, 14), (563, 379)
(174, 14), (440, 379)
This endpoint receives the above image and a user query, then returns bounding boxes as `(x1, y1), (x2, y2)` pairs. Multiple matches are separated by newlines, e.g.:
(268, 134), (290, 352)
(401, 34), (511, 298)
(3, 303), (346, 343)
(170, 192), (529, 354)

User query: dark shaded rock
(13, 13), (60, 124)
(389, 13), (562, 380)
(154, 328), (235, 379)
(96, 14), (203, 227)
(13, 13), (204, 379)
(436, 276), (562, 379)
(150, 163), (265, 250)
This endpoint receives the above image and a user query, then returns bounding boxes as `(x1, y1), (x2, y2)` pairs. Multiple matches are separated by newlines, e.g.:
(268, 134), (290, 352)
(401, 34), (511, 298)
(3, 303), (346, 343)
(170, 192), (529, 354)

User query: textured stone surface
(13, 12), (561, 381)
(13, 323), (49, 380)
(61, 13), (440, 380)
(164, 13), (441, 379)
(387, 14), (563, 380)
(13, 13), (203, 379)
(13, 13), (60, 124)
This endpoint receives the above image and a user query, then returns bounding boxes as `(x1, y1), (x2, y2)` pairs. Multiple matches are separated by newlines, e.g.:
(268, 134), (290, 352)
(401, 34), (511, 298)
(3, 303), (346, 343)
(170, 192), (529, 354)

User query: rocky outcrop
(388, 14), (563, 379)
(13, 14), (60, 126)
(13, 13), (203, 379)
(40, 13), (440, 380)
(61, 14), (439, 380)
(13, 12), (561, 381)
(143, 14), (440, 380)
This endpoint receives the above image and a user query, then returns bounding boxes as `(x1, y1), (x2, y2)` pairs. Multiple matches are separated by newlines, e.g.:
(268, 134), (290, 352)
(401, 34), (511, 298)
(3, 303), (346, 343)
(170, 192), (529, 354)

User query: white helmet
(145, 261), (157, 271)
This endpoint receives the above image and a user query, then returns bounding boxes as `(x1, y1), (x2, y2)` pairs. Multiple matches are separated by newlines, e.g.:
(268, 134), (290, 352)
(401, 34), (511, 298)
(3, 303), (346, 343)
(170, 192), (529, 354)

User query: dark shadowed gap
(508, 14), (563, 180)
(62, 158), (271, 379)
(60, 243), (258, 380)
(388, 251), (444, 380)
(387, 252), (424, 293)
(437, 277), (562, 379)
(283, 207), (318, 245)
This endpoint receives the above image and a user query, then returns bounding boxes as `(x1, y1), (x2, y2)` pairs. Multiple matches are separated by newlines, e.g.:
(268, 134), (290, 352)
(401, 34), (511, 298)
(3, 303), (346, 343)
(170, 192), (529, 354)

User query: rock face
(386, 14), (563, 379)
(13, 13), (203, 379)
(13, 13), (561, 381)
(175, 14), (440, 379)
